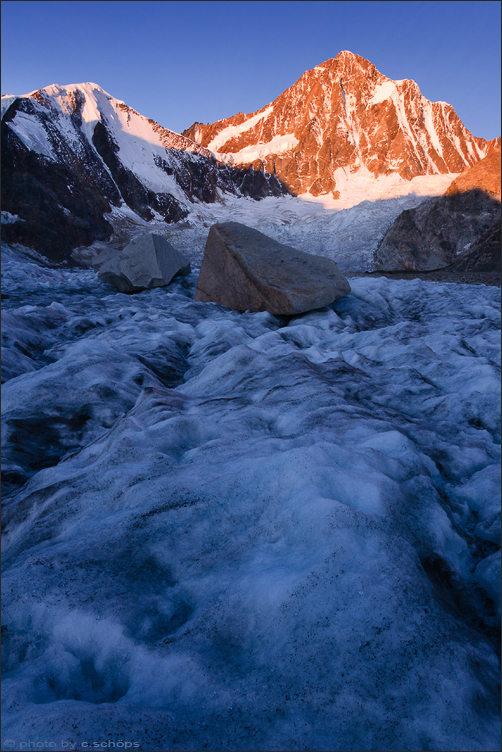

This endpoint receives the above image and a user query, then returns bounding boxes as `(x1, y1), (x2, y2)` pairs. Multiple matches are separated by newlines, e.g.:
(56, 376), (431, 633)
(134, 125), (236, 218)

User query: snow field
(1, 245), (500, 751)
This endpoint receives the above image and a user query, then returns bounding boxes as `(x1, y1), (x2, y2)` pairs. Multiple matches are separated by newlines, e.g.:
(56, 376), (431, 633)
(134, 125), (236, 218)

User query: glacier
(1, 242), (500, 751)
(98, 177), (458, 276)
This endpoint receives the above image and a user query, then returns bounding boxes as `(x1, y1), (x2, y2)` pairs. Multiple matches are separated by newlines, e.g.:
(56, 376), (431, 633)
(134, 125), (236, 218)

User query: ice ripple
(1, 246), (500, 751)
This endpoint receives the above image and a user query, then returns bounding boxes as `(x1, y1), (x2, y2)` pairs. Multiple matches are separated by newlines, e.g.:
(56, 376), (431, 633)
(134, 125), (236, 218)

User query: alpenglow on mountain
(1, 51), (498, 263)
(183, 51), (494, 197)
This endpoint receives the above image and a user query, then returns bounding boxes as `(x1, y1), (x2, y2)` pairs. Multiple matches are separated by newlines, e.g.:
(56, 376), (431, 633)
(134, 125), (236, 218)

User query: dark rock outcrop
(374, 149), (501, 271)
(1, 100), (115, 263)
(446, 218), (501, 274)
(194, 222), (351, 314)
(374, 190), (500, 271)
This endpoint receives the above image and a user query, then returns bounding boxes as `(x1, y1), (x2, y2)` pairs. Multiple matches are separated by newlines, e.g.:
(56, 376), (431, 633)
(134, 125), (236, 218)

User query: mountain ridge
(1, 82), (287, 260)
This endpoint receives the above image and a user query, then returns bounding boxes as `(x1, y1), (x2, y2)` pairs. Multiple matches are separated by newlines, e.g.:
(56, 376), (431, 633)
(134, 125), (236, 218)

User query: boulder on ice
(96, 233), (190, 293)
(194, 222), (351, 315)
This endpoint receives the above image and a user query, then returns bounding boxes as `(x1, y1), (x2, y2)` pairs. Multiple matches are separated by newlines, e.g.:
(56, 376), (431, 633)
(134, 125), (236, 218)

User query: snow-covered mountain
(184, 51), (495, 197)
(1, 83), (286, 261)
(2, 55), (499, 267)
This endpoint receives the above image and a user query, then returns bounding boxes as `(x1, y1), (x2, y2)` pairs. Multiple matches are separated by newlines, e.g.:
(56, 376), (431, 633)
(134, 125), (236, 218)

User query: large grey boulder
(194, 222), (351, 315)
(97, 233), (190, 293)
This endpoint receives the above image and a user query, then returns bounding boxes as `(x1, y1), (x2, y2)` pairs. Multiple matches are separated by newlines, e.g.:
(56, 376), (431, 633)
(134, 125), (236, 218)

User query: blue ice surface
(1, 243), (500, 751)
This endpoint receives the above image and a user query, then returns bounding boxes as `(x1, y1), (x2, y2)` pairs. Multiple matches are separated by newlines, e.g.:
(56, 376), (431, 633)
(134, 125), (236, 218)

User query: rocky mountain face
(445, 146), (501, 200)
(1, 84), (287, 262)
(2, 58), (499, 269)
(374, 148), (501, 271)
(447, 218), (501, 274)
(183, 51), (493, 198)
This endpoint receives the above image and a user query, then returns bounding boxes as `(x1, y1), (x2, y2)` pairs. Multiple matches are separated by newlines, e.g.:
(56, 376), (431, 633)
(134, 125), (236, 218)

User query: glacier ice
(1, 243), (500, 751)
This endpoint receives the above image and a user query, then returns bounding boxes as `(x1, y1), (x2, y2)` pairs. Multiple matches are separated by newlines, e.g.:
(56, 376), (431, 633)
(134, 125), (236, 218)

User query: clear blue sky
(1, 1), (500, 140)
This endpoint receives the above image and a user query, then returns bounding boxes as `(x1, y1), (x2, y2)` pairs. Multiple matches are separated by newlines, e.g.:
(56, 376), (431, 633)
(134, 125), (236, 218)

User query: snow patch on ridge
(214, 132), (299, 164)
(207, 105), (274, 151)
(1, 94), (19, 119)
(7, 106), (56, 160)
(421, 98), (445, 162)
(368, 80), (396, 105)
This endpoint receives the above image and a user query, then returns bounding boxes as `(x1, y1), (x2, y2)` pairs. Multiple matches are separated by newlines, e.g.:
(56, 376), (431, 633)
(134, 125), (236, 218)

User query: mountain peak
(333, 49), (366, 64)
(1, 78), (288, 260)
(183, 53), (489, 197)
(25, 81), (110, 99)
(310, 51), (376, 77)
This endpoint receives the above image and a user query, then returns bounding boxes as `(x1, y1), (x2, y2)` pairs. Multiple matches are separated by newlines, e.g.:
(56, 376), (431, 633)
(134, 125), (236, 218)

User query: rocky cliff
(445, 146), (501, 200)
(183, 51), (492, 198)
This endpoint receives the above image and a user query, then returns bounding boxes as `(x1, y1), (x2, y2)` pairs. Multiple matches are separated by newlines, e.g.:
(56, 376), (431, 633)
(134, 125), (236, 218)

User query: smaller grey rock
(194, 222), (351, 315)
(97, 233), (190, 293)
